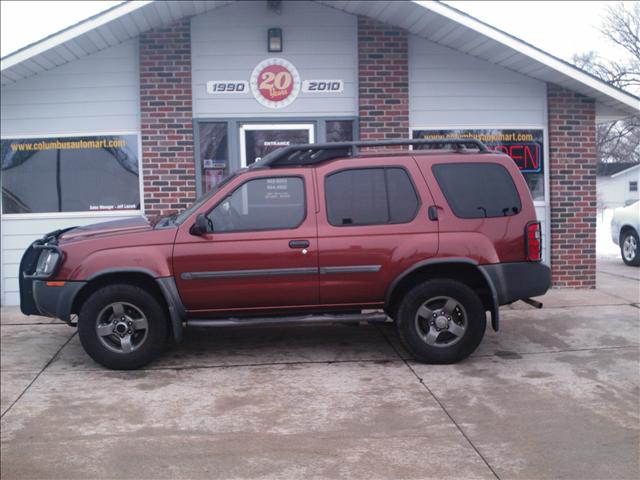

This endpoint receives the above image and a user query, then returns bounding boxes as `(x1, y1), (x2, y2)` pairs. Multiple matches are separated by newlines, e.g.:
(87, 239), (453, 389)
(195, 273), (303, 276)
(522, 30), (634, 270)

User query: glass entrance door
(239, 123), (315, 168)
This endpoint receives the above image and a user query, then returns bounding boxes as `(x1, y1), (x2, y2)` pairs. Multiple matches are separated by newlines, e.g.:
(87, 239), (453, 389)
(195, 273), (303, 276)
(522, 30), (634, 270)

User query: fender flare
(77, 268), (186, 342)
(384, 257), (500, 331)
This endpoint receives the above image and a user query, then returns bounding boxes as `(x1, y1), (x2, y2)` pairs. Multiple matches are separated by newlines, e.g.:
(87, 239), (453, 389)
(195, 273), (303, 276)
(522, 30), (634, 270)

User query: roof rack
(251, 138), (489, 168)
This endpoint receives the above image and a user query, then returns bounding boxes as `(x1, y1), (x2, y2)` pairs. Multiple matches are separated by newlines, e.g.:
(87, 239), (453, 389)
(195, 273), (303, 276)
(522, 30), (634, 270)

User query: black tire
(396, 279), (486, 364)
(620, 229), (640, 266)
(78, 283), (169, 370)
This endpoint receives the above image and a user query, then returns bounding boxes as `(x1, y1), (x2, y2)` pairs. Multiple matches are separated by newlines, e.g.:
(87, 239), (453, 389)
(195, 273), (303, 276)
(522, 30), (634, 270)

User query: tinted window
(208, 176), (305, 232)
(325, 168), (419, 226)
(387, 168), (420, 223)
(432, 163), (521, 219)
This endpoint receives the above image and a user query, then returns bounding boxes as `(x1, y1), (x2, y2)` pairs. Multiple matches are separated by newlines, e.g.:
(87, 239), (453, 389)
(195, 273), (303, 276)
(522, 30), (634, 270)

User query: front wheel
(396, 279), (486, 364)
(78, 284), (169, 370)
(620, 230), (640, 266)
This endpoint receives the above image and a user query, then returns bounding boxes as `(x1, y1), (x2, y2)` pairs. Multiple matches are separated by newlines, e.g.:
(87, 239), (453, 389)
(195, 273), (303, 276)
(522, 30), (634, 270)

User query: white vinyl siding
(409, 35), (547, 127)
(1, 40), (141, 305)
(1, 40), (139, 135)
(191, 0), (357, 118)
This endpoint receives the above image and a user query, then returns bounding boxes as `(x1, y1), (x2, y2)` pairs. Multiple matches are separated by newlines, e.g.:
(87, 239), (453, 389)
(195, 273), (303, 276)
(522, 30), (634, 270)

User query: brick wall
(139, 19), (195, 217)
(547, 83), (597, 288)
(357, 17), (409, 143)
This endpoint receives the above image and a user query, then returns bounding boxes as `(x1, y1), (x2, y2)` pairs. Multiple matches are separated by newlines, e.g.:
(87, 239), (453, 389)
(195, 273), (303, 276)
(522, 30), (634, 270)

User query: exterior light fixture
(268, 28), (283, 52)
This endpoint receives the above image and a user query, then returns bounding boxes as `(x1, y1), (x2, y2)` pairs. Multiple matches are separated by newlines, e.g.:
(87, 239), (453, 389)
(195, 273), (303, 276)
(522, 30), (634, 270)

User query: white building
(598, 164), (640, 210)
(1, 0), (639, 304)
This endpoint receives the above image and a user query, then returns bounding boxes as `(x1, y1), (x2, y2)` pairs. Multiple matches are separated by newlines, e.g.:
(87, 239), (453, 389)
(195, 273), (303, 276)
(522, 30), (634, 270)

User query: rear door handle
(289, 240), (310, 249)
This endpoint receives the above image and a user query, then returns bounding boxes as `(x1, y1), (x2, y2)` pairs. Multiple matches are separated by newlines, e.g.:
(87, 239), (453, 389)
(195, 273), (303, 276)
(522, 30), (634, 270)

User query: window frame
(324, 166), (421, 227)
(431, 162), (523, 220)
(204, 174), (308, 234)
(1, 131), (143, 219)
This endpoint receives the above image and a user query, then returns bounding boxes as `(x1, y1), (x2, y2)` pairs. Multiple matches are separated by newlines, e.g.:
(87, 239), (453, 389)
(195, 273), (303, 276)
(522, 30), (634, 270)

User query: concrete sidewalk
(1, 267), (638, 479)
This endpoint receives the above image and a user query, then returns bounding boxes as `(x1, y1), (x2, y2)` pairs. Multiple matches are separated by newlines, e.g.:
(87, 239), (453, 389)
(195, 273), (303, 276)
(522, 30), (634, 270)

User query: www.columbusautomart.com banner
(412, 128), (544, 173)
(1, 134), (140, 214)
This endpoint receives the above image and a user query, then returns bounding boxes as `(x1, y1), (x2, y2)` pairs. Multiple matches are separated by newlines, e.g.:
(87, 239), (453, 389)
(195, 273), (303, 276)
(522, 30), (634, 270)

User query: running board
(186, 311), (389, 328)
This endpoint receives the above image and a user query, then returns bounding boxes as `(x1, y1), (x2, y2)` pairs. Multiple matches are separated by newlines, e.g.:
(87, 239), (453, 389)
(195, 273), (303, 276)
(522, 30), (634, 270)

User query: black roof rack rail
(251, 138), (490, 168)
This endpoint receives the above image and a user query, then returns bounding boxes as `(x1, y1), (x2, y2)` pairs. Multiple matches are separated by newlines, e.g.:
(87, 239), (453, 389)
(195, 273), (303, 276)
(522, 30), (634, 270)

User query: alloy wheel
(414, 295), (468, 348)
(95, 302), (149, 354)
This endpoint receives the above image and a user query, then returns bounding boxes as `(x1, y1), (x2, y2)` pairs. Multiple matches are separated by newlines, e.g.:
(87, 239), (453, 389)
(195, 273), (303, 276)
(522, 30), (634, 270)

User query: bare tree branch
(572, 2), (640, 164)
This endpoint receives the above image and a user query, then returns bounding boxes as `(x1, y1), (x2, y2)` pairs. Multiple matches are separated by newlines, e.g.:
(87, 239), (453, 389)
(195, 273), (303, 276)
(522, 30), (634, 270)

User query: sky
(0, 0), (632, 64)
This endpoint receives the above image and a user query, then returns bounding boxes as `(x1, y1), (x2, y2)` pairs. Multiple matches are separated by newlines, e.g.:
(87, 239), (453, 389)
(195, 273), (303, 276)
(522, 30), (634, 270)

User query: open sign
(489, 142), (542, 173)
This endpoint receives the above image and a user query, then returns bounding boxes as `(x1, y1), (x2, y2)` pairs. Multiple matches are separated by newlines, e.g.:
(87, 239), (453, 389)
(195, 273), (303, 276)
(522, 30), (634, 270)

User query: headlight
(36, 249), (60, 275)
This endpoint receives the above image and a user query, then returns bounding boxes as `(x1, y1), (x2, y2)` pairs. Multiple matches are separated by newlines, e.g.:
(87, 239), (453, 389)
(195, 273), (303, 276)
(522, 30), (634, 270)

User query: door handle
(428, 205), (439, 221)
(289, 240), (310, 249)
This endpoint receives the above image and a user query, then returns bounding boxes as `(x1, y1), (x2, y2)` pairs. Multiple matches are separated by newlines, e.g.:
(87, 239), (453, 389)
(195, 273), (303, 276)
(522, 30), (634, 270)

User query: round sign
(250, 58), (301, 109)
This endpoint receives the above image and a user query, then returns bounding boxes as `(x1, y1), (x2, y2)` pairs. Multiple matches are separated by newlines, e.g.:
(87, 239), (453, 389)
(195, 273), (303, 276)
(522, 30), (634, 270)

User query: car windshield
(173, 171), (243, 225)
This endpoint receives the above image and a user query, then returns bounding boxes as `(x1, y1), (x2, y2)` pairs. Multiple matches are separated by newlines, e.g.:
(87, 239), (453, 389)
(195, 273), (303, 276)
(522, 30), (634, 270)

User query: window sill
(1, 210), (144, 221)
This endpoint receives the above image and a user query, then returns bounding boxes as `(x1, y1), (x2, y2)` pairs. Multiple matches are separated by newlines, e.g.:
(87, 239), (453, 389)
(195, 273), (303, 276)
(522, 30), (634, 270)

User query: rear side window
(432, 163), (521, 219)
(325, 167), (419, 226)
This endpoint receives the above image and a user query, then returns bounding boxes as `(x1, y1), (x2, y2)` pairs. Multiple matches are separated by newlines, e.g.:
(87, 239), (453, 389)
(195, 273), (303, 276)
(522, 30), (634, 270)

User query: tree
(572, 2), (640, 164)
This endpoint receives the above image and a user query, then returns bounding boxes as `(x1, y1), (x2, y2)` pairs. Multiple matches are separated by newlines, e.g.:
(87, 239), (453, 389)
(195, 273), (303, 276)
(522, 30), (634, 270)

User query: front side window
(208, 176), (305, 232)
(1, 135), (140, 214)
(432, 163), (522, 219)
(325, 168), (419, 226)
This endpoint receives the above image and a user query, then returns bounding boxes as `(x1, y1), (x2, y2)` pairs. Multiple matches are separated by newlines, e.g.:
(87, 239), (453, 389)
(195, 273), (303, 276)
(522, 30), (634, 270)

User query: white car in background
(612, 201), (640, 266)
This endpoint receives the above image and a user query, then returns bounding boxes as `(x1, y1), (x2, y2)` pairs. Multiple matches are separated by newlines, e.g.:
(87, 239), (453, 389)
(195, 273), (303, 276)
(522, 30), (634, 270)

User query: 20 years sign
(250, 58), (301, 109)
(206, 58), (344, 109)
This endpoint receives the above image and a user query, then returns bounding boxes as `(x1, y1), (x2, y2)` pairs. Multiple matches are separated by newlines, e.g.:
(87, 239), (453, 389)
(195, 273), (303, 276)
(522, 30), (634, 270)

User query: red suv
(20, 139), (550, 370)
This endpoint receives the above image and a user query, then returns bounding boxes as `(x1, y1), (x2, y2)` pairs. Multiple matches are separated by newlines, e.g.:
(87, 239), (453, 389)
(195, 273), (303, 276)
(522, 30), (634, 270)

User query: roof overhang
(2, 0), (638, 122)
(611, 164), (640, 178)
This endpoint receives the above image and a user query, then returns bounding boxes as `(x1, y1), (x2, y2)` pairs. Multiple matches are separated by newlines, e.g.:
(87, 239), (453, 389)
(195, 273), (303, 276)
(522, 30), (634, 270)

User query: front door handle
(428, 205), (439, 221)
(289, 240), (310, 249)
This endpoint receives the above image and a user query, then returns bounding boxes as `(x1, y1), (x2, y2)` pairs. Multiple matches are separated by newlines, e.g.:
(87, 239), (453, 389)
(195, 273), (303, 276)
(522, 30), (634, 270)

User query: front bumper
(19, 227), (80, 322)
(480, 262), (551, 306)
(30, 280), (86, 323)
(611, 219), (620, 245)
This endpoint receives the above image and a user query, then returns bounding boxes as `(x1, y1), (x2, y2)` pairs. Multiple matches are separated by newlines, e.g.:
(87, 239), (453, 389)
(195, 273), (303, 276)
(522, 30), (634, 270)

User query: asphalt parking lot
(1, 258), (638, 479)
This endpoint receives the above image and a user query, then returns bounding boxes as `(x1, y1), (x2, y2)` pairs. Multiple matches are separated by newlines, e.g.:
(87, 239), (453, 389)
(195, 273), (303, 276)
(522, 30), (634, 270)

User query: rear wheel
(396, 279), (486, 364)
(78, 284), (168, 370)
(620, 230), (640, 266)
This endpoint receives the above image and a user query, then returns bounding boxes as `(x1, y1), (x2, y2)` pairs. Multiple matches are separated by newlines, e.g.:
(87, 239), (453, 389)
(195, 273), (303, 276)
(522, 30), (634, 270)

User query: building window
(630, 181), (638, 192)
(432, 163), (522, 219)
(326, 120), (354, 142)
(1, 135), (140, 214)
(199, 122), (229, 193)
(325, 167), (419, 226)
(208, 176), (305, 232)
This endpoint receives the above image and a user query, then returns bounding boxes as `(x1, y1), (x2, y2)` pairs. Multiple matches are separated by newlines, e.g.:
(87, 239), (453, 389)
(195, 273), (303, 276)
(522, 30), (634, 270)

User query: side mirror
(190, 213), (210, 236)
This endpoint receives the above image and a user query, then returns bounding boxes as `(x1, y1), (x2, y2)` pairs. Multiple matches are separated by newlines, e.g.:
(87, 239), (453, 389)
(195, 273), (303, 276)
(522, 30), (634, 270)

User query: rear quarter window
(432, 163), (522, 219)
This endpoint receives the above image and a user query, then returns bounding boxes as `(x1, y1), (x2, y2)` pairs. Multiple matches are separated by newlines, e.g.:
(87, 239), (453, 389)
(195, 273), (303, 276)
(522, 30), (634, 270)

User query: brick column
(139, 19), (195, 217)
(357, 17), (409, 142)
(547, 84), (597, 288)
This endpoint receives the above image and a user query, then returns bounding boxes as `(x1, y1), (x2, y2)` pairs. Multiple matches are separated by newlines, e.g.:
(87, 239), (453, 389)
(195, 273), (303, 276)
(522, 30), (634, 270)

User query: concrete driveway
(1, 263), (638, 479)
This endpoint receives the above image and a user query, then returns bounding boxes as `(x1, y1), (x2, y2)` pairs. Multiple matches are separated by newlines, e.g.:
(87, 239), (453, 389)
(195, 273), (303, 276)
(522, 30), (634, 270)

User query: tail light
(525, 221), (542, 262)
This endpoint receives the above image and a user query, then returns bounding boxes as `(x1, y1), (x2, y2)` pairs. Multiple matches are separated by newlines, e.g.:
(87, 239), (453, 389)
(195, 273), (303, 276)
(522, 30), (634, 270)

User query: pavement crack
(1, 332), (77, 420)
(472, 344), (639, 359)
(374, 325), (501, 480)
(48, 357), (405, 374)
(597, 269), (640, 282)
(1, 322), (71, 326)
